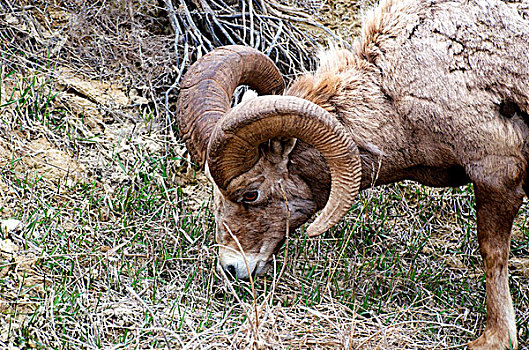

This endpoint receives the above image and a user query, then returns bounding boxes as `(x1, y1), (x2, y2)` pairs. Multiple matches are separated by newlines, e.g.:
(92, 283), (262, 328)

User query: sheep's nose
(225, 264), (237, 278)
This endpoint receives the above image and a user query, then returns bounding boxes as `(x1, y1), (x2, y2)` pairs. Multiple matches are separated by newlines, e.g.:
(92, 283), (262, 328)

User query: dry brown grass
(1, 0), (528, 349)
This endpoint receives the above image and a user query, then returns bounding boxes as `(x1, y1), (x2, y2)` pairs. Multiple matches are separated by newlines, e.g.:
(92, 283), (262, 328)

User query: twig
(223, 223), (261, 334)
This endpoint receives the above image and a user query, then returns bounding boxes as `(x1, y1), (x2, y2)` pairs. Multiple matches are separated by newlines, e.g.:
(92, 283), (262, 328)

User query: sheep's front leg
(468, 178), (523, 350)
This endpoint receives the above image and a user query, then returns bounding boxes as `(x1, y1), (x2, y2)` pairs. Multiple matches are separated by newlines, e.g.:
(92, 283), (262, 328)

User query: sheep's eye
(242, 191), (259, 203)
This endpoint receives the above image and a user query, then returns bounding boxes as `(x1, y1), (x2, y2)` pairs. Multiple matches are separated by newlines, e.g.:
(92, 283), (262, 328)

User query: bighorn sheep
(176, 0), (529, 348)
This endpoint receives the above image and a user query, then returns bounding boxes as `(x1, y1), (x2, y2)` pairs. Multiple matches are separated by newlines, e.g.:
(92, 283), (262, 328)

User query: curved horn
(176, 45), (285, 167)
(207, 95), (362, 237)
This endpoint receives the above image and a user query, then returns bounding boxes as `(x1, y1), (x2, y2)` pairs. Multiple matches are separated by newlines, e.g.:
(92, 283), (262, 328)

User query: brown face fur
(210, 139), (316, 279)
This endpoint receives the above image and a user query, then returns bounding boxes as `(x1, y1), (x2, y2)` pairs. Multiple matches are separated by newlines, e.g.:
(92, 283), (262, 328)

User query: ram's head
(176, 46), (362, 279)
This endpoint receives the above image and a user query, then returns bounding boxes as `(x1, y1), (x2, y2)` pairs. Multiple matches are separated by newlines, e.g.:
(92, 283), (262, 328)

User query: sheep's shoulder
(375, 1), (529, 159)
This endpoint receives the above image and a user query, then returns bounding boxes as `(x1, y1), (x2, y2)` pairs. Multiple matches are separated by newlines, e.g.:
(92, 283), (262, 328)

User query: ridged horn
(176, 45), (285, 167)
(207, 95), (362, 237)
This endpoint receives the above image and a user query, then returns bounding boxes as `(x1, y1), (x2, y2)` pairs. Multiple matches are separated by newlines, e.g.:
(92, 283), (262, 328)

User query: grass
(1, 72), (529, 348)
(1, 2), (529, 349)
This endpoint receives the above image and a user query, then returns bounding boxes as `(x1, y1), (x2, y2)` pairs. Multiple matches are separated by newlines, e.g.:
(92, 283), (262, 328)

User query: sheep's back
(364, 0), (529, 164)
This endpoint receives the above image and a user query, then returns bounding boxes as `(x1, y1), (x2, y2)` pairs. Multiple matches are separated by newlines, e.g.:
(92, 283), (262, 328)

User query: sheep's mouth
(253, 259), (271, 277)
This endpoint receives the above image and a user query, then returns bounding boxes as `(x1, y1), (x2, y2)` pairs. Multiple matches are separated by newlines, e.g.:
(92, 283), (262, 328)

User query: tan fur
(358, 0), (424, 63)
(207, 0), (529, 348)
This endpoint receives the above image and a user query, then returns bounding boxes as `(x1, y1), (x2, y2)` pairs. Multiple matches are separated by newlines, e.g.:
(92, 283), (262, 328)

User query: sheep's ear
(264, 138), (297, 170)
